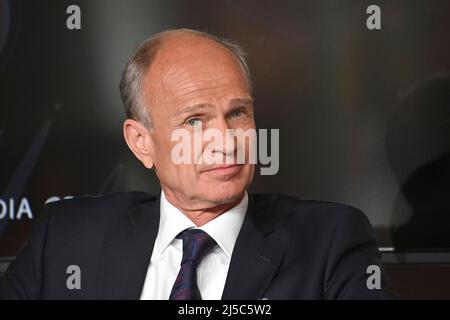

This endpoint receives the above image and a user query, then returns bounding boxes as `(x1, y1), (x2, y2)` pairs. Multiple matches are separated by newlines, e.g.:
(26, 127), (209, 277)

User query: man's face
(143, 36), (255, 210)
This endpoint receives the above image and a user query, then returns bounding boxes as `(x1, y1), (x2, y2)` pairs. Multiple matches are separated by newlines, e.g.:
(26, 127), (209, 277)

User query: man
(0, 29), (394, 299)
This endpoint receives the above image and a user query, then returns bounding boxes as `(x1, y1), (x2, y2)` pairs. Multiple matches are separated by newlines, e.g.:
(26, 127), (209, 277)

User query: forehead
(142, 35), (250, 107)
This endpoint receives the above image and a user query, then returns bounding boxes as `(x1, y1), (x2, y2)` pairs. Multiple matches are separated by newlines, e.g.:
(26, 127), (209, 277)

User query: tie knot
(177, 229), (217, 265)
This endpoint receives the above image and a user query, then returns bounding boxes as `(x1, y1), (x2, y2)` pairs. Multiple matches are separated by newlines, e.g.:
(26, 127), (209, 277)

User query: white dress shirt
(139, 190), (248, 300)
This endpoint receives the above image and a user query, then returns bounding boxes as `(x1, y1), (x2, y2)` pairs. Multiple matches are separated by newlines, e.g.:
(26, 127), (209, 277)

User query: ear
(123, 119), (154, 169)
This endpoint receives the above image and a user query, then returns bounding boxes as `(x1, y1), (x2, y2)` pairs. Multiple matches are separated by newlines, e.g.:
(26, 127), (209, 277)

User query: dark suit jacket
(0, 192), (395, 299)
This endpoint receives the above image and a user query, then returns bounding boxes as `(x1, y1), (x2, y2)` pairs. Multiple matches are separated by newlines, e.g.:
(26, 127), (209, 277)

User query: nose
(204, 117), (237, 160)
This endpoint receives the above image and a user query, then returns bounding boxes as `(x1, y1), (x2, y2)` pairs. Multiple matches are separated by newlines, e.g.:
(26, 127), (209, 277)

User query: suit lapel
(222, 194), (285, 300)
(97, 194), (160, 299)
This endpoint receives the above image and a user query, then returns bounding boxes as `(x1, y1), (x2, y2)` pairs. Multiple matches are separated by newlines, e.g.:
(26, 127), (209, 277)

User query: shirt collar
(156, 190), (248, 258)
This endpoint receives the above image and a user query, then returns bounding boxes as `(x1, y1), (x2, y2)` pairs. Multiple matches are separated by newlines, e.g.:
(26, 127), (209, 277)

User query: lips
(201, 164), (242, 175)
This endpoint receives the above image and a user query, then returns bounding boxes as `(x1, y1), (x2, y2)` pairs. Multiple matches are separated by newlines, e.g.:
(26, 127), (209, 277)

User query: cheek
(153, 133), (182, 167)
(152, 138), (198, 181)
(242, 164), (255, 182)
(171, 165), (199, 184)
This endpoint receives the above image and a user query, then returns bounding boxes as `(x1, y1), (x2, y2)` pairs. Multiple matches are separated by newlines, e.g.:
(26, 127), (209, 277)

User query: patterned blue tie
(169, 229), (217, 300)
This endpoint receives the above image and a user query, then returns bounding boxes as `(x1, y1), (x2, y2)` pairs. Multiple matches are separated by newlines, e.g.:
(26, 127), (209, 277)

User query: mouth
(200, 164), (243, 176)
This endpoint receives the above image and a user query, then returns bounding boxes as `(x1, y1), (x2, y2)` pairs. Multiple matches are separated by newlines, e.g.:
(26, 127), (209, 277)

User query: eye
(230, 110), (243, 118)
(187, 118), (202, 127)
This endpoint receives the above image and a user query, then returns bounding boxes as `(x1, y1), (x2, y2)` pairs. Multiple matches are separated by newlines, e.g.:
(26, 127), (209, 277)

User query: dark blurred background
(1, 0), (450, 298)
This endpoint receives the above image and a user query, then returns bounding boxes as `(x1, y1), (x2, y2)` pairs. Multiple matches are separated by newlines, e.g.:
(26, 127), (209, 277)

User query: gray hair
(119, 28), (252, 129)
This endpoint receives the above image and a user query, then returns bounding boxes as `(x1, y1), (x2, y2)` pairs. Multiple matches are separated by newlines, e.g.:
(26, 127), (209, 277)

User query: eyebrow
(174, 103), (214, 118)
(229, 98), (254, 107)
(174, 98), (254, 118)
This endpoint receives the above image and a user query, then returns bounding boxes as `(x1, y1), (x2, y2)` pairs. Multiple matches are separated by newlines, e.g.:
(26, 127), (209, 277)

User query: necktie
(169, 229), (217, 300)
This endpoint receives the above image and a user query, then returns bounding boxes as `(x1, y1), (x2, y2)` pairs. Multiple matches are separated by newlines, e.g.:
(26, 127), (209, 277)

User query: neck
(162, 190), (245, 227)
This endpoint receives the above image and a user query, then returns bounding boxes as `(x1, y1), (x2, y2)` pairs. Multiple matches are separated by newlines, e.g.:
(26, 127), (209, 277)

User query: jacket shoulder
(39, 192), (158, 248)
(250, 193), (365, 218)
(45, 191), (156, 218)
(249, 193), (370, 235)
(43, 190), (155, 218)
